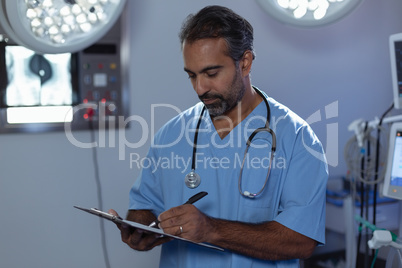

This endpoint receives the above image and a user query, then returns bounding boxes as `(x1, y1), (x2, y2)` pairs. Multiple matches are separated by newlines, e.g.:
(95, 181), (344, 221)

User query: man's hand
(157, 206), (317, 260)
(158, 204), (215, 243)
(108, 209), (171, 251)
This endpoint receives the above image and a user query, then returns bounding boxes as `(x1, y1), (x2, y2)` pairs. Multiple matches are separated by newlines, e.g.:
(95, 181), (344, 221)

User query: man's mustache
(199, 92), (223, 101)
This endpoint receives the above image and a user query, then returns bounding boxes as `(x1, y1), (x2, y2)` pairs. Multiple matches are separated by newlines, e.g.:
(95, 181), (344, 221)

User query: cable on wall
(89, 119), (111, 268)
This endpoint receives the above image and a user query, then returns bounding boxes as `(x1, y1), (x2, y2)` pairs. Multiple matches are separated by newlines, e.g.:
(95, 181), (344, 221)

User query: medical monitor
(389, 33), (402, 109)
(383, 122), (402, 200)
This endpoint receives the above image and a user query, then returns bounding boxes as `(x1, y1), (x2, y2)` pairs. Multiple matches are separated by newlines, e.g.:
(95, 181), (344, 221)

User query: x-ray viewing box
(0, 16), (129, 133)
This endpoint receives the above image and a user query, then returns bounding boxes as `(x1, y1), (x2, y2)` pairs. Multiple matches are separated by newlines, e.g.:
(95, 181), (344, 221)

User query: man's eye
(186, 72), (196, 79)
(207, 72), (217, 78)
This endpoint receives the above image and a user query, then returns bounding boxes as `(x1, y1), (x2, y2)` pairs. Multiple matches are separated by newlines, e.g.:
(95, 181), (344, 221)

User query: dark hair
(179, 5), (256, 62)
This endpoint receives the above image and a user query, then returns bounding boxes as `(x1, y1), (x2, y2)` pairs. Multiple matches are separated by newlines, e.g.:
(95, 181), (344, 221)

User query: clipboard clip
(74, 206), (123, 222)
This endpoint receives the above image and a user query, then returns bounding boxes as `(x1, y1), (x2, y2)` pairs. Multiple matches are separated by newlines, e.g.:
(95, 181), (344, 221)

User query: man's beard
(199, 70), (246, 117)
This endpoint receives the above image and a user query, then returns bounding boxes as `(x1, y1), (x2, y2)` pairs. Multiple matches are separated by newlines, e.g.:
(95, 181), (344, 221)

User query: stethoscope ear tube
(246, 127), (277, 152)
(191, 106), (206, 171)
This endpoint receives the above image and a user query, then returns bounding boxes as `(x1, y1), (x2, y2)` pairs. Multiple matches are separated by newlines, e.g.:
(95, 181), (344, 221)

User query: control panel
(70, 42), (127, 130)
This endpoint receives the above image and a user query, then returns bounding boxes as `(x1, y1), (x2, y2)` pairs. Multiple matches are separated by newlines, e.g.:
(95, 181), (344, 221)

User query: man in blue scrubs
(110, 5), (328, 267)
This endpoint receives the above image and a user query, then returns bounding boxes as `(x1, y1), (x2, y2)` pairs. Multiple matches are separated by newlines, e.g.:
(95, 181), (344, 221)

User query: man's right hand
(108, 209), (171, 251)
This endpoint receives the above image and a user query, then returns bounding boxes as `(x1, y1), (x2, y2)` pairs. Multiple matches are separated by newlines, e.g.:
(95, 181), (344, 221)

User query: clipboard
(74, 206), (224, 251)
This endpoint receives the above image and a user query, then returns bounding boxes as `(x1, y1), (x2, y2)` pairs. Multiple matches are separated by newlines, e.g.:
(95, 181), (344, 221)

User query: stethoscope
(184, 88), (277, 198)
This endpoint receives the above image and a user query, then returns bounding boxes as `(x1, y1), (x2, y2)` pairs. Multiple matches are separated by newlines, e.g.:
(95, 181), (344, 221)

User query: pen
(148, 191), (208, 228)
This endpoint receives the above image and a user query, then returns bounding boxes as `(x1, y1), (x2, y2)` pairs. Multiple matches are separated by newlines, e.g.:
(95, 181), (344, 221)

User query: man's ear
(240, 50), (253, 76)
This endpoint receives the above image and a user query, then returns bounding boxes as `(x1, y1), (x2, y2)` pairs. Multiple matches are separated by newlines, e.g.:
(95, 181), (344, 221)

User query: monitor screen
(389, 33), (402, 109)
(0, 43), (78, 124)
(383, 122), (402, 200)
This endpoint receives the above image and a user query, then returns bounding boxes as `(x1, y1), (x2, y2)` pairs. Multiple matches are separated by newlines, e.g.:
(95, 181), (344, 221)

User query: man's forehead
(182, 38), (231, 69)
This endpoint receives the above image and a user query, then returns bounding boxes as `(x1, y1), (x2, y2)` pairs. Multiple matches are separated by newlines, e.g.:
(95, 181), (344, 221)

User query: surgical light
(0, 0), (127, 54)
(255, 0), (363, 27)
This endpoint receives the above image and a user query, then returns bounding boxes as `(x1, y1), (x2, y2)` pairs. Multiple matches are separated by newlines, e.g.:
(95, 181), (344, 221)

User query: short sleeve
(274, 124), (328, 244)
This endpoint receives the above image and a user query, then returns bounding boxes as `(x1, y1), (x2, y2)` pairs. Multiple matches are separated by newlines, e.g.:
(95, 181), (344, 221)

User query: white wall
(1, 0), (402, 267)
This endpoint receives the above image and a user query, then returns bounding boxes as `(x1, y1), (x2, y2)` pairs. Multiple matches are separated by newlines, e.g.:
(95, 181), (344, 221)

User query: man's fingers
(107, 209), (125, 231)
(159, 205), (193, 227)
(162, 225), (184, 237)
(158, 205), (187, 222)
(108, 209), (171, 251)
(108, 209), (120, 217)
(126, 232), (171, 251)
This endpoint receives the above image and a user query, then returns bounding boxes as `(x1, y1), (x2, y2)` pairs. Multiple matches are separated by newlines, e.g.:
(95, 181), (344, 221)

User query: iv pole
(348, 113), (402, 267)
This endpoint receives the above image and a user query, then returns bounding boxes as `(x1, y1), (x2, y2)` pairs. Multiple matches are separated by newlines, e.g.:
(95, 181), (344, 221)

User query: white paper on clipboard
(74, 206), (224, 252)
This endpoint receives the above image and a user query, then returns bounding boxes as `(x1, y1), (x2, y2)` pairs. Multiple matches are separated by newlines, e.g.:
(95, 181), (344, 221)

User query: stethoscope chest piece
(185, 170), (201, 189)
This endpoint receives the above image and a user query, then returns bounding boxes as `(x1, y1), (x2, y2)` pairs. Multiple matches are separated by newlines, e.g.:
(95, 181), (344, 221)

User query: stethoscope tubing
(186, 88), (276, 198)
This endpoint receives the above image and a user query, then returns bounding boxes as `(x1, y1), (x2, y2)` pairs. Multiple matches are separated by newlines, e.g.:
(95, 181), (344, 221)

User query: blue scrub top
(129, 89), (328, 268)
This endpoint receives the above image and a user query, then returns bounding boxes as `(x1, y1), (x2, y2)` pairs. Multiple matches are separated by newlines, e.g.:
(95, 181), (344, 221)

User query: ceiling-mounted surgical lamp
(0, 0), (127, 54)
(255, 0), (363, 28)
